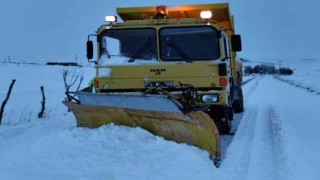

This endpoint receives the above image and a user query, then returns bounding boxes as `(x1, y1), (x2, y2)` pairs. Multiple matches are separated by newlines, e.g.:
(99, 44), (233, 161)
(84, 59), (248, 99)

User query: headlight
(202, 94), (218, 103)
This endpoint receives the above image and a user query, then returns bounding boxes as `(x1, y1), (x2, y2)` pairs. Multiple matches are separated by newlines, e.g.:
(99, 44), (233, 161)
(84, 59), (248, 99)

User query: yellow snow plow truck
(64, 3), (243, 163)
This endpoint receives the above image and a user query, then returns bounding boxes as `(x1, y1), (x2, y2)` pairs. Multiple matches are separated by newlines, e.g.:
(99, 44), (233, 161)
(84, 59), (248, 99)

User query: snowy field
(1, 60), (320, 180)
(276, 59), (320, 94)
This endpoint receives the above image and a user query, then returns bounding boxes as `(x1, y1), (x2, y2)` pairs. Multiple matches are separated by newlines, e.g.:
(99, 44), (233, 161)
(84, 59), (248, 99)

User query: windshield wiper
(167, 38), (192, 63)
(128, 38), (152, 63)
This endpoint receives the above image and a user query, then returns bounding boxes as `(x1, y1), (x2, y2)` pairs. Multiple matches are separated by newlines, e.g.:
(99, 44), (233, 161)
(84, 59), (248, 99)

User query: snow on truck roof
(117, 3), (233, 30)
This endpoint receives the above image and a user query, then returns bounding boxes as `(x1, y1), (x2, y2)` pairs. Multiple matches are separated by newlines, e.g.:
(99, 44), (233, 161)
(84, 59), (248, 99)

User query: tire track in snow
(222, 107), (259, 180)
(219, 77), (262, 179)
(220, 77), (262, 161)
(220, 77), (286, 180)
(268, 106), (292, 180)
(243, 76), (263, 98)
(243, 104), (277, 180)
(243, 79), (296, 180)
(242, 77), (256, 86)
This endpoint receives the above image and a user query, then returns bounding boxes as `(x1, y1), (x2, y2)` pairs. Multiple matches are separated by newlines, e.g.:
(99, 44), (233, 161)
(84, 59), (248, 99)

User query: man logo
(150, 68), (166, 75)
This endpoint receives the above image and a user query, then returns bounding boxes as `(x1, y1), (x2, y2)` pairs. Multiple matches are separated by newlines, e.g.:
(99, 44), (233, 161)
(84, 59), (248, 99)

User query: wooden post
(0, 79), (16, 124)
(38, 86), (46, 118)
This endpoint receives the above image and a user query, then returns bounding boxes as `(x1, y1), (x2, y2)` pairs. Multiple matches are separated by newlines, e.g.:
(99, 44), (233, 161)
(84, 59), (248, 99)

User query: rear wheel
(233, 88), (244, 113)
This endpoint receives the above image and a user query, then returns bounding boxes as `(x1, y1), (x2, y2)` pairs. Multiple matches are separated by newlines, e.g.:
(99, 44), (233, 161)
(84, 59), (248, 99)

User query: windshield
(100, 28), (157, 63)
(160, 26), (220, 61)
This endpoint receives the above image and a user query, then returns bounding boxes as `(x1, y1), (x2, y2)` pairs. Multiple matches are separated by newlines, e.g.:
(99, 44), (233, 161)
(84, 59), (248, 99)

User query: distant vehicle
(64, 3), (243, 164)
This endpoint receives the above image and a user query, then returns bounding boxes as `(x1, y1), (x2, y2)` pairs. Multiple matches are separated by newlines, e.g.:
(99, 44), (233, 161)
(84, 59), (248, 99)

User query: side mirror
(231, 34), (242, 52)
(86, 40), (94, 60)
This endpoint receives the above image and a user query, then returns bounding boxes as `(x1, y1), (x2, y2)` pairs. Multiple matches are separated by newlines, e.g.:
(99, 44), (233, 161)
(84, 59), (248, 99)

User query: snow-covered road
(1, 63), (320, 179)
(221, 76), (320, 180)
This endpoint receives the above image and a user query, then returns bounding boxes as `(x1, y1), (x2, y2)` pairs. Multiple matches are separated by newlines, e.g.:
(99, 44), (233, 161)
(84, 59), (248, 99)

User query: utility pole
(278, 60), (282, 69)
(75, 54), (78, 64)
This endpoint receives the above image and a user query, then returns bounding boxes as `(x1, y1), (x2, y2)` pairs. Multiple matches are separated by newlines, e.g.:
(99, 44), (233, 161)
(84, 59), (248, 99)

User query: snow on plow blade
(63, 91), (220, 162)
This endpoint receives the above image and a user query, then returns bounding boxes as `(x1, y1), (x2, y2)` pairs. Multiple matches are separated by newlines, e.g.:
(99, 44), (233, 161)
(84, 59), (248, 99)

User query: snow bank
(0, 122), (218, 180)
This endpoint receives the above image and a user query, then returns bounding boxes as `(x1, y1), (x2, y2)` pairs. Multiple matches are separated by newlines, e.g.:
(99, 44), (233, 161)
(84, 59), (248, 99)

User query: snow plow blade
(63, 92), (220, 162)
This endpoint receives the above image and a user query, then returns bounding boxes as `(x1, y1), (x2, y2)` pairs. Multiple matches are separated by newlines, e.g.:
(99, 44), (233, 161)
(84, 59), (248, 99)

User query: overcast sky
(1, 0), (320, 63)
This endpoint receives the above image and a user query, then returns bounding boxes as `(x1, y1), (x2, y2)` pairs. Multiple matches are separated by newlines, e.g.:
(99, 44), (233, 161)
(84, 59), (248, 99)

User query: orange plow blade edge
(63, 101), (221, 162)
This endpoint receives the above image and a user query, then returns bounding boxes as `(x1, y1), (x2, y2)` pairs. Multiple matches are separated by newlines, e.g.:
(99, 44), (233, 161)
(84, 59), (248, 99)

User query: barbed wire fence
(1, 54), (89, 66)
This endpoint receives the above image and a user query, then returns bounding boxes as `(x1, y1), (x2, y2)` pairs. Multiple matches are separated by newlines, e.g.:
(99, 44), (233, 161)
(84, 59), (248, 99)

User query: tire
(208, 107), (232, 134)
(233, 99), (244, 113)
(233, 88), (244, 113)
(215, 118), (231, 134)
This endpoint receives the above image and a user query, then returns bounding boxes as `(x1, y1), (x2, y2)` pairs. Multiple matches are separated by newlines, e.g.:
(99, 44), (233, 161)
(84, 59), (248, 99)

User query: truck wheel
(208, 107), (232, 134)
(233, 99), (243, 113)
(215, 118), (231, 134)
(233, 88), (244, 113)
